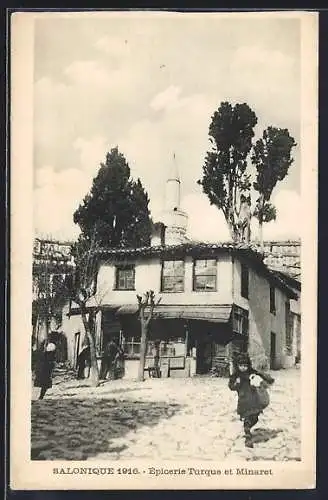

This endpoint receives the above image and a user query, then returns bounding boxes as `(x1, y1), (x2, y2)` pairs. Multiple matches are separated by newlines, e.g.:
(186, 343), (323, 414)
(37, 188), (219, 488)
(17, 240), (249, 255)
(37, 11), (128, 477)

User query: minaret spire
(160, 152), (188, 245)
(166, 152), (181, 210)
(168, 152), (180, 183)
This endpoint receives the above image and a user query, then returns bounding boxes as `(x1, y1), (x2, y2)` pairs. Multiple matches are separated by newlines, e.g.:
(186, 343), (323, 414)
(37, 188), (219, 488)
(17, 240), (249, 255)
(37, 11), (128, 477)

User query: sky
(33, 12), (302, 243)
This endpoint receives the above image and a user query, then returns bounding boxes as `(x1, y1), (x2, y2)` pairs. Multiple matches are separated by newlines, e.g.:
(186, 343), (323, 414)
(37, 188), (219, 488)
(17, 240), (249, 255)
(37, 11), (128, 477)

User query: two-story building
(61, 158), (299, 379)
(63, 241), (298, 379)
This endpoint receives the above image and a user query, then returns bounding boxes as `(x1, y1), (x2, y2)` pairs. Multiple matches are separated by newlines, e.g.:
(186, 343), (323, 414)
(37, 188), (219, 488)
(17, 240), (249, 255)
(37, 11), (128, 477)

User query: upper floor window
(232, 305), (249, 335)
(115, 265), (135, 290)
(161, 260), (185, 292)
(270, 286), (276, 314)
(193, 258), (217, 291)
(241, 263), (249, 299)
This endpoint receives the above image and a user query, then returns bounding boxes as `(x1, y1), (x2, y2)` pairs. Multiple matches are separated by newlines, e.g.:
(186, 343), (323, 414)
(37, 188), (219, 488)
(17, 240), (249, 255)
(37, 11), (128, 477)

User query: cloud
(262, 189), (301, 240)
(94, 35), (131, 59)
(33, 15), (301, 242)
(34, 77), (70, 150)
(181, 192), (231, 242)
(227, 45), (299, 132)
(150, 85), (182, 111)
(33, 166), (90, 240)
(64, 60), (112, 88)
(115, 91), (215, 222)
(231, 45), (293, 77)
(73, 136), (109, 173)
(180, 189), (301, 244)
(35, 165), (56, 188)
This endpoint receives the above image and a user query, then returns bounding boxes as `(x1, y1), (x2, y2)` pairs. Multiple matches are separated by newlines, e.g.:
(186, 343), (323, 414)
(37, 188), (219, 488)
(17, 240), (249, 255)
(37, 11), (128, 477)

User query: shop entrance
(195, 333), (214, 374)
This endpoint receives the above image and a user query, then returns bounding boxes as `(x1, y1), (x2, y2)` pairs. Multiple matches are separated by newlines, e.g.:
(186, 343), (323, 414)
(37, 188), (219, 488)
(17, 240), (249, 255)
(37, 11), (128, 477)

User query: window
(146, 339), (185, 357)
(270, 286), (276, 314)
(232, 306), (249, 335)
(193, 259), (217, 291)
(161, 260), (185, 292)
(241, 263), (249, 298)
(123, 337), (141, 358)
(115, 265), (135, 290)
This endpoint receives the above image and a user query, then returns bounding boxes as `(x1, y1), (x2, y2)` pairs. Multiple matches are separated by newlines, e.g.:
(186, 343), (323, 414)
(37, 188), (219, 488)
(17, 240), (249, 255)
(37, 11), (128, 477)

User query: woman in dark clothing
(76, 340), (90, 379)
(100, 339), (123, 380)
(34, 342), (56, 400)
(228, 352), (275, 448)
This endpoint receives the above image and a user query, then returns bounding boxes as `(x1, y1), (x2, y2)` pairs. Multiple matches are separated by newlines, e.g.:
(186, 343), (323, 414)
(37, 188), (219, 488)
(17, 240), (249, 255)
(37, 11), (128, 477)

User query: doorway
(196, 340), (213, 374)
(270, 332), (276, 369)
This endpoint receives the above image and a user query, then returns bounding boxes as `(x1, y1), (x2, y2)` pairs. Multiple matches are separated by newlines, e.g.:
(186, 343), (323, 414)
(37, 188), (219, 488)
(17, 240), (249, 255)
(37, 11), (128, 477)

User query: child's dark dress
(229, 368), (275, 436)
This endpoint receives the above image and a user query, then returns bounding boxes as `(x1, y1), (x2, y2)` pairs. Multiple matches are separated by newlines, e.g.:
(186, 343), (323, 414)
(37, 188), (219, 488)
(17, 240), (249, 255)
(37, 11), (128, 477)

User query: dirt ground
(31, 368), (301, 462)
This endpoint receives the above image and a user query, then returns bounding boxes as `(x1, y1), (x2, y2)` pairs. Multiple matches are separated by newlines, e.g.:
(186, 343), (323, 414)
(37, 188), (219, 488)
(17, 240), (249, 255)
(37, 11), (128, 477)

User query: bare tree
(137, 291), (161, 382)
(70, 228), (105, 387)
(32, 240), (75, 349)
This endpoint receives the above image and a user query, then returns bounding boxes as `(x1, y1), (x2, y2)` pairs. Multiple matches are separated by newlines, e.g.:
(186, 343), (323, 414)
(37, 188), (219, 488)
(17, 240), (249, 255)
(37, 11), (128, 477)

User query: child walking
(228, 352), (275, 448)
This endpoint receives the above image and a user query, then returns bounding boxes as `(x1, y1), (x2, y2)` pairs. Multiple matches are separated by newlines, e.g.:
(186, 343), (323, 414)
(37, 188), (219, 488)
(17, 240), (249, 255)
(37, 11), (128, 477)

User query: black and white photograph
(10, 10), (317, 490)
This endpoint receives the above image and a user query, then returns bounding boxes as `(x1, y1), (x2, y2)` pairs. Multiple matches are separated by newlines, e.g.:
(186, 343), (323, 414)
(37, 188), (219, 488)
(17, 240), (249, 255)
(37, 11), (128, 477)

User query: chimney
(151, 222), (166, 247)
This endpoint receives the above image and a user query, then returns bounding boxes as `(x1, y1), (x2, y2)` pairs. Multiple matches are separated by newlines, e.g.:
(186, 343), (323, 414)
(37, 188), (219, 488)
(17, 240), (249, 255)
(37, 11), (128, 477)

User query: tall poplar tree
(252, 126), (297, 247)
(198, 102), (258, 242)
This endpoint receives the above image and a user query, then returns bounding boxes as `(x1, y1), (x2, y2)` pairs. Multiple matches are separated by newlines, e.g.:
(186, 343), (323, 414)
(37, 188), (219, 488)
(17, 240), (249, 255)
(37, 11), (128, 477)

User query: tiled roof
(94, 241), (264, 259)
(94, 242), (297, 299)
(273, 270), (301, 291)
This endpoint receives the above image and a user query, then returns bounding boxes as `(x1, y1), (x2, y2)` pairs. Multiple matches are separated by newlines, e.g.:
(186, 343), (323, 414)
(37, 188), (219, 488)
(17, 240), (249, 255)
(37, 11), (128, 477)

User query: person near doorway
(149, 340), (161, 378)
(113, 342), (125, 379)
(100, 339), (123, 380)
(34, 341), (56, 400)
(76, 338), (90, 379)
(228, 352), (275, 448)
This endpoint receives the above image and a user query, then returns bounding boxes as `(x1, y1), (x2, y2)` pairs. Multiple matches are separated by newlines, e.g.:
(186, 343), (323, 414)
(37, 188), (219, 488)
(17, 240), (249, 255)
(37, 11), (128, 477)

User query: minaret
(162, 153), (188, 245)
(165, 153), (181, 211)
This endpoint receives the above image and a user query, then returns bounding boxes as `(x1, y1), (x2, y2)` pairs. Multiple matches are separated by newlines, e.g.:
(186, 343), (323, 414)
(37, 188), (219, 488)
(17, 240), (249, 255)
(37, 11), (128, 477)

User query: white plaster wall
(61, 303), (85, 366)
(96, 254), (233, 306)
(233, 259), (291, 369)
(271, 287), (291, 367)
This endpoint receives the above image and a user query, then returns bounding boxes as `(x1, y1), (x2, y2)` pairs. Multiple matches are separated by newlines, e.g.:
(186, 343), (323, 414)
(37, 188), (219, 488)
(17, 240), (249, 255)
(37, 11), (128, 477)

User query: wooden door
(270, 332), (276, 370)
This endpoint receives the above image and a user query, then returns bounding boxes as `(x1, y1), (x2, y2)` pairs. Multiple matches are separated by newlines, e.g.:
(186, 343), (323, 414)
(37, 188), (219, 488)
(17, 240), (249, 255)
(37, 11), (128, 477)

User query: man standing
(100, 339), (123, 380)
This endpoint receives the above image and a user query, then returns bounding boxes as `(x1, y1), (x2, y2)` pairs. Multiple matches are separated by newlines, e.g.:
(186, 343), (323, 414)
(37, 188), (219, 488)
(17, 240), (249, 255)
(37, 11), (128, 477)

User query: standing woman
(76, 339), (90, 379)
(34, 341), (56, 400)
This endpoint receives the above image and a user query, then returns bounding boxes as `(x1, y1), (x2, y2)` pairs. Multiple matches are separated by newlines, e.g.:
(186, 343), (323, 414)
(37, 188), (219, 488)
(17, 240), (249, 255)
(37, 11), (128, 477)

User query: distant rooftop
(262, 240), (301, 280)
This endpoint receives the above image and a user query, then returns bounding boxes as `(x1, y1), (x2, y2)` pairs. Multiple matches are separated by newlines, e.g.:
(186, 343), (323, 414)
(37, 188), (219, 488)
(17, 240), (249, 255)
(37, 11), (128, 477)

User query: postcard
(10, 9), (317, 490)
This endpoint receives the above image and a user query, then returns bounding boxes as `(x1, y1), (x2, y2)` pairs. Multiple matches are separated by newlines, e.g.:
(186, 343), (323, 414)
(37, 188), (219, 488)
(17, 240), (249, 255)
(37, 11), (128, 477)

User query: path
(31, 368), (301, 461)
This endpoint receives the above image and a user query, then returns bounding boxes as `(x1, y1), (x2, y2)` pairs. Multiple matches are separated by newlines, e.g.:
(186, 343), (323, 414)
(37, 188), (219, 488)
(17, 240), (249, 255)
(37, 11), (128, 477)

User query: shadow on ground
(31, 398), (182, 461)
(251, 428), (283, 444)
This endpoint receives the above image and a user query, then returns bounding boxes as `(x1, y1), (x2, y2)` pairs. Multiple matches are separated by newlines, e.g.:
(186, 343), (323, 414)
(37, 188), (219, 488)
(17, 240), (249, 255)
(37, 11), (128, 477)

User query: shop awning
(153, 304), (232, 322)
(116, 304), (139, 315)
(116, 304), (232, 323)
